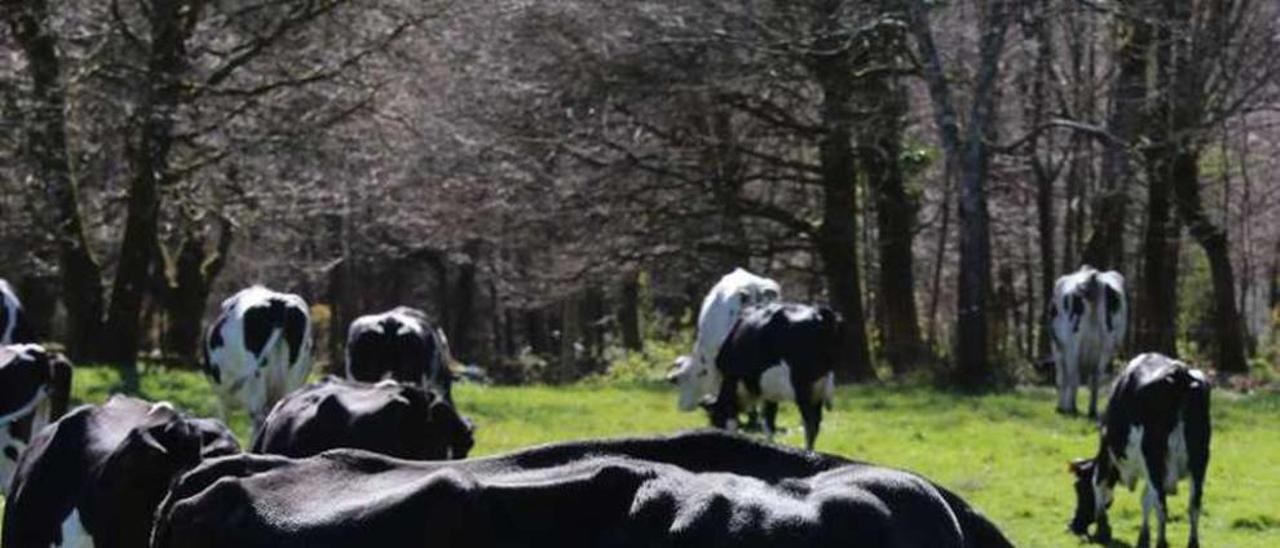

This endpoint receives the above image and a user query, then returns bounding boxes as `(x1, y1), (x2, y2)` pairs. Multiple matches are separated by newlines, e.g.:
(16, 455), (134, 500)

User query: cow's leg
(1185, 384), (1211, 548)
(1188, 476), (1203, 548)
(1057, 347), (1079, 414)
(796, 389), (822, 451)
(1088, 347), (1110, 419)
(1141, 434), (1171, 548)
(1054, 350), (1068, 413)
(710, 376), (740, 432)
(761, 401), (779, 441)
(1138, 483), (1156, 547)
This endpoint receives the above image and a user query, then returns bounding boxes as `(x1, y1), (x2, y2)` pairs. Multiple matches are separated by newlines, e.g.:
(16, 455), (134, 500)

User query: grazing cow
(345, 306), (454, 403)
(669, 268), (782, 412)
(0, 279), (32, 345)
(1049, 265), (1127, 417)
(707, 303), (839, 451)
(2, 395), (239, 548)
(204, 285), (313, 434)
(0, 344), (71, 495)
(252, 376), (474, 460)
(1068, 353), (1211, 548)
(153, 430), (1012, 547)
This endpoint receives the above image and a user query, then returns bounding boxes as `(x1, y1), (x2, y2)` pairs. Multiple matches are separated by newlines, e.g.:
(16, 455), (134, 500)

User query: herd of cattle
(0, 266), (1214, 546)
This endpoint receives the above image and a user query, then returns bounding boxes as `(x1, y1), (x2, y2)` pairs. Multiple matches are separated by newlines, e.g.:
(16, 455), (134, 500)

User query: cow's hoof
(1092, 524), (1111, 545)
(1155, 540), (1168, 548)
(1056, 408), (1078, 416)
(1136, 530), (1150, 548)
(1188, 538), (1199, 548)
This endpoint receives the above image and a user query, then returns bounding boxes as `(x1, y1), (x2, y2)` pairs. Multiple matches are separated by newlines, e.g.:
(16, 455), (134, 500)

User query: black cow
(1068, 353), (1211, 548)
(707, 303), (840, 450)
(346, 306), (454, 403)
(0, 279), (32, 345)
(152, 430), (1012, 548)
(2, 395), (239, 548)
(0, 344), (71, 496)
(252, 376), (473, 460)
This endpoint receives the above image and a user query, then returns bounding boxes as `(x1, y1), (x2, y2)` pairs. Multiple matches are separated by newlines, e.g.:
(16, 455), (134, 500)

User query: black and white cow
(152, 430), (1013, 547)
(669, 268), (782, 413)
(1068, 353), (1211, 548)
(345, 306), (454, 404)
(0, 279), (32, 345)
(1, 395), (239, 548)
(706, 303), (839, 451)
(0, 344), (71, 496)
(203, 285), (313, 434)
(252, 376), (473, 460)
(1049, 265), (1127, 417)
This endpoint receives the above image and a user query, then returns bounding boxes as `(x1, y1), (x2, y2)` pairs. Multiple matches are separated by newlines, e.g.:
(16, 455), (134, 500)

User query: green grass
(4, 365), (1279, 547)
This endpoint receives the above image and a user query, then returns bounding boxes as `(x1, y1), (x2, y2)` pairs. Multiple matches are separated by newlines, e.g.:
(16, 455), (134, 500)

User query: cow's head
(1067, 457), (1114, 541)
(668, 355), (715, 412)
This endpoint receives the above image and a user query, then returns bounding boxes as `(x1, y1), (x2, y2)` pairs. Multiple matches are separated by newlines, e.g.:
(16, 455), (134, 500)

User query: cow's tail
(258, 327), (290, 407)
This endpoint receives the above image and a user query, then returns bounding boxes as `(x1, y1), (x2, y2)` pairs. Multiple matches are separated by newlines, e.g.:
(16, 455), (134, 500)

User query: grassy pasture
(1, 364), (1276, 547)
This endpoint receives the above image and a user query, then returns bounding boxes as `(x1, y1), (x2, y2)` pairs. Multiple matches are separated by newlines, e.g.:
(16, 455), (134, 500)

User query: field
(3, 364), (1278, 547)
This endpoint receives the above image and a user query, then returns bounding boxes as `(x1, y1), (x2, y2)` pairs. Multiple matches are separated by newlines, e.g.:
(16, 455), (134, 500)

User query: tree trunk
(618, 272), (643, 352)
(1023, 0), (1058, 358)
(1160, 0), (1248, 374)
(858, 64), (924, 375)
(1137, 147), (1180, 355)
(812, 0), (874, 382)
(910, 0), (1012, 386)
(1170, 150), (1248, 373)
(101, 1), (194, 381)
(5, 0), (107, 361)
(159, 219), (233, 365)
(954, 0), (1010, 388)
(1081, 0), (1151, 270)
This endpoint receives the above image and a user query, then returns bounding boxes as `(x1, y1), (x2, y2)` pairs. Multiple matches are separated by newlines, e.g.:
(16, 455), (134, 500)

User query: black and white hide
(203, 285), (313, 435)
(1049, 265), (1127, 417)
(1068, 353), (1211, 548)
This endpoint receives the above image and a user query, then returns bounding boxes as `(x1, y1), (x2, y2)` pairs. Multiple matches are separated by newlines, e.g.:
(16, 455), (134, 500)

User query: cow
(2, 395), (239, 548)
(669, 268), (782, 414)
(203, 285), (313, 435)
(345, 306), (454, 404)
(252, 376), (474, 460)
(152, 430), (1013, 547)
(1068, 353), (1211, 548)
(0, 279), (32, 345)
(1049, 265), (1127, 417)
(0, 344), (71, 496)
(706, 302), (839, 451)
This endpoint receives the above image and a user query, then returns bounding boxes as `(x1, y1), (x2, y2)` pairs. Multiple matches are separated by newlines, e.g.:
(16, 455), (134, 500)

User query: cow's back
(154, 431), (1011, 548)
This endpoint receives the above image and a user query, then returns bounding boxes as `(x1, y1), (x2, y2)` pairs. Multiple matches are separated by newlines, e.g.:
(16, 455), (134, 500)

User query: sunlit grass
(2, 364), (1276, 547)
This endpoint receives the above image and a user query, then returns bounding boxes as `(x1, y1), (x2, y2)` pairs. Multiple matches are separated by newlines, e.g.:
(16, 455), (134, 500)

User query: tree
(908, 0), (1013, 387)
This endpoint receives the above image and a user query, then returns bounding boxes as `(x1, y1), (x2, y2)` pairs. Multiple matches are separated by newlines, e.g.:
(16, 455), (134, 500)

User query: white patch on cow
(759, 362), (795, 402)
(816, 372), (835, 407)
(1111, 420), (1191, 494)
(1115, 425), (1147, 491)
(56, 509), (95, 548)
